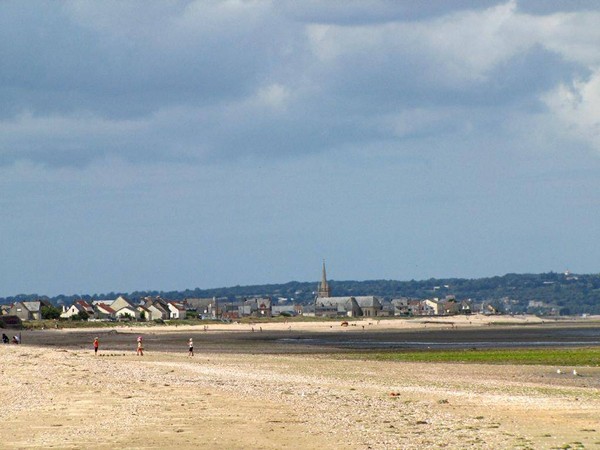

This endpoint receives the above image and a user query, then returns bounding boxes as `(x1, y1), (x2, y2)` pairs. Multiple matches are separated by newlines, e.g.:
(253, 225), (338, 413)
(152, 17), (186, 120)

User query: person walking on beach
(188, 338), (194, 357)
(93, 337), (99, 355)
(2, 333), (9, 344)
(136, 336), (144, 356)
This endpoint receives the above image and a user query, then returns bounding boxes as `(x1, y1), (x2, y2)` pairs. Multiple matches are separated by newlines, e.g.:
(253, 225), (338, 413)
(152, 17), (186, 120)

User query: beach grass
(348, 347), (600, 366)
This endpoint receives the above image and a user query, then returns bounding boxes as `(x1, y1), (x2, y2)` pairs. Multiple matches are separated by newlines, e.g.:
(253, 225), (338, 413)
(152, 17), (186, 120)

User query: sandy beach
(2, 316), (600, 449)
(49, 313), (553, 334)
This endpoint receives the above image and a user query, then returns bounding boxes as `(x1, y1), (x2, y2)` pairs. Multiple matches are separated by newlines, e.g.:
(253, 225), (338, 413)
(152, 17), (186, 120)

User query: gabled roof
(168, 302), (186, 311)
(316, 297), (357, 312)
(112, 296), (134, 310)
(92, 299), (115, 306)
(75, 300), (94, 311)
(95, 303), (116, 314)
(69, 303), (84, 312)
(184, 298), (217, 309)
(11, 301), (28, 310)
(353, 296), (382, 308)
(115, 305), (137, 313)
(144, 297), (171, 309)
(147, 303), (168, 314)
(22, 301), (43, 313)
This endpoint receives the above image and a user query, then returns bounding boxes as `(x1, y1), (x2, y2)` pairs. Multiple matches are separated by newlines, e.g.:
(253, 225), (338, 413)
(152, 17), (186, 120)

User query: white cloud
(530, 11), (600, 67)
(543, 70), (600, 151)
(254, 84), (292, 111)
(306, 1), (532, 86)
(305, 1), (600, 88)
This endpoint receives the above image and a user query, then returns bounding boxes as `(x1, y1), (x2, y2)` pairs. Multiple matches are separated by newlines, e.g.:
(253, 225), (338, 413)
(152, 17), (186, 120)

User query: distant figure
(2, 333), (9, 344)
(188, 338), (194, 357)
(136, 336), (144, 356)
(93, 337), (99, 355)
(12, 335), (20, 344)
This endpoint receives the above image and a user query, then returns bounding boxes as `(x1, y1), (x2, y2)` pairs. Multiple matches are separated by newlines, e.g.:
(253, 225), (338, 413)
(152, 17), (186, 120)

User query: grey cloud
(0, 2), (292, 118)
(276, 0), (501, 25)
(516, 0), (600, 15)
(278, 0), (600, 25)
(1, 1), (599, 168)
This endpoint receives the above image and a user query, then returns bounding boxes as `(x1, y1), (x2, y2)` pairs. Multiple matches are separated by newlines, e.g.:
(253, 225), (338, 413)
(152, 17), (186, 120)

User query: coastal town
(1, 264), (495, 327)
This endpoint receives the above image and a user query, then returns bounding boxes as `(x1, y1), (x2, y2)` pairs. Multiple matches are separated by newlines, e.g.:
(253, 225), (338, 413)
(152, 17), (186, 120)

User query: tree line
(2, 272), (600, 315)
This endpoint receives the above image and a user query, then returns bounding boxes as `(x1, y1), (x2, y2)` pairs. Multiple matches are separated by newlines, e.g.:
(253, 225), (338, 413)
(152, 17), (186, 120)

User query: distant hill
(2, 272), (600, 315)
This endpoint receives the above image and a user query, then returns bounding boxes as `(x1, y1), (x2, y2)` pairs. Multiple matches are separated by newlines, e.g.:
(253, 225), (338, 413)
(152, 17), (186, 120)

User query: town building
(314, 263), (383, 317)
(61, 299), (95, 319)
(9, 300), (53, 321)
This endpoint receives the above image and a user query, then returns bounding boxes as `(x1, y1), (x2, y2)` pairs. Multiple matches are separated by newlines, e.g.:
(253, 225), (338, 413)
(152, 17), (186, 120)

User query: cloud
(1, 1), (599, 167)
(278, 0), (501, 25)
(4, 1), (600, 296)
(543, 70), (600, 151)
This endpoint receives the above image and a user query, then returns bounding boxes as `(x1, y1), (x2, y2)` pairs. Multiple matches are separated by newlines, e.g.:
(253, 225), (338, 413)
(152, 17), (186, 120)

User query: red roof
(97, 303), (116, 314)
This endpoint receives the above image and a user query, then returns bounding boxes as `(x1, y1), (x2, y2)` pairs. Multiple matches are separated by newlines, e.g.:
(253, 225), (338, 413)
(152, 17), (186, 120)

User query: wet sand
(17, 316), (600, 354)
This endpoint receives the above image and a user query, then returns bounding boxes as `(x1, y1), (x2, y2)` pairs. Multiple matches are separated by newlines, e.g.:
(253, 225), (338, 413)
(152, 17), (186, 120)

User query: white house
(111, 296), (134, 312)
(114, 306), (139, 320)
(423, 299), (441, 315)
(167, 302), (187, 320)
(61, 300), (95, 319)
(94, 303), (116, 320)
(137, 305), (151, 321)
(147, 303), (169, 321)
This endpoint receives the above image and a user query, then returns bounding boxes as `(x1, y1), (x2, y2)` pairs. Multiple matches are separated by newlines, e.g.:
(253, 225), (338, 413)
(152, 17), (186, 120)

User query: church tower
(317, 260), (331, 298)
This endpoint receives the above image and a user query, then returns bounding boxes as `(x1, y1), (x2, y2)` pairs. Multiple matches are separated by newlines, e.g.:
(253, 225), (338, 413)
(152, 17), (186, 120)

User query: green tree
(41, 305), (61, 320)
(74, 310), (89, 321)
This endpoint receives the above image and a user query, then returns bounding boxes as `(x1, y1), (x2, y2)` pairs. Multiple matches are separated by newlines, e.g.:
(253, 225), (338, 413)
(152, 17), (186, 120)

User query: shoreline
(25, 313), (600, 335)
(9, 314), (600, 356)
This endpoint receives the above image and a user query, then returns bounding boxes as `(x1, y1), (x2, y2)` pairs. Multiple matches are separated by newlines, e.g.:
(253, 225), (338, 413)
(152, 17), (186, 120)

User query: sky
(2, 0), (600, 296)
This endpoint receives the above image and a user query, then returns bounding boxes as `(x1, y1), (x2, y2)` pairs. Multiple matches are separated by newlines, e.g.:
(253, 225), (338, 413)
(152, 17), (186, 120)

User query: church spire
(317, 260), (331, 298)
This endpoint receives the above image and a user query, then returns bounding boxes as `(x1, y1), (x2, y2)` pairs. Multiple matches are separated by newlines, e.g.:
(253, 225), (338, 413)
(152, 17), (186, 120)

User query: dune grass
(351, 347), (600, 366)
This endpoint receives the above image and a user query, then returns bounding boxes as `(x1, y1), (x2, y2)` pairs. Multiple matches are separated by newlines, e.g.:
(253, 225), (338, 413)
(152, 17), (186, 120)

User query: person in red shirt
(93, 337), (99, 355)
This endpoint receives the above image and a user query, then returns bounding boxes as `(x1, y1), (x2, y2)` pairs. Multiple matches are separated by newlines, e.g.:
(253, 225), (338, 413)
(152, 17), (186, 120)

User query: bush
(41, 306), (61, 320)
(72, 311), (89, 321)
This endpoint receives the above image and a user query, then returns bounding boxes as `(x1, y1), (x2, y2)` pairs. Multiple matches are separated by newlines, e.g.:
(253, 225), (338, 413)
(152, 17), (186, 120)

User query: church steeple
(317, 260), (331, 298)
